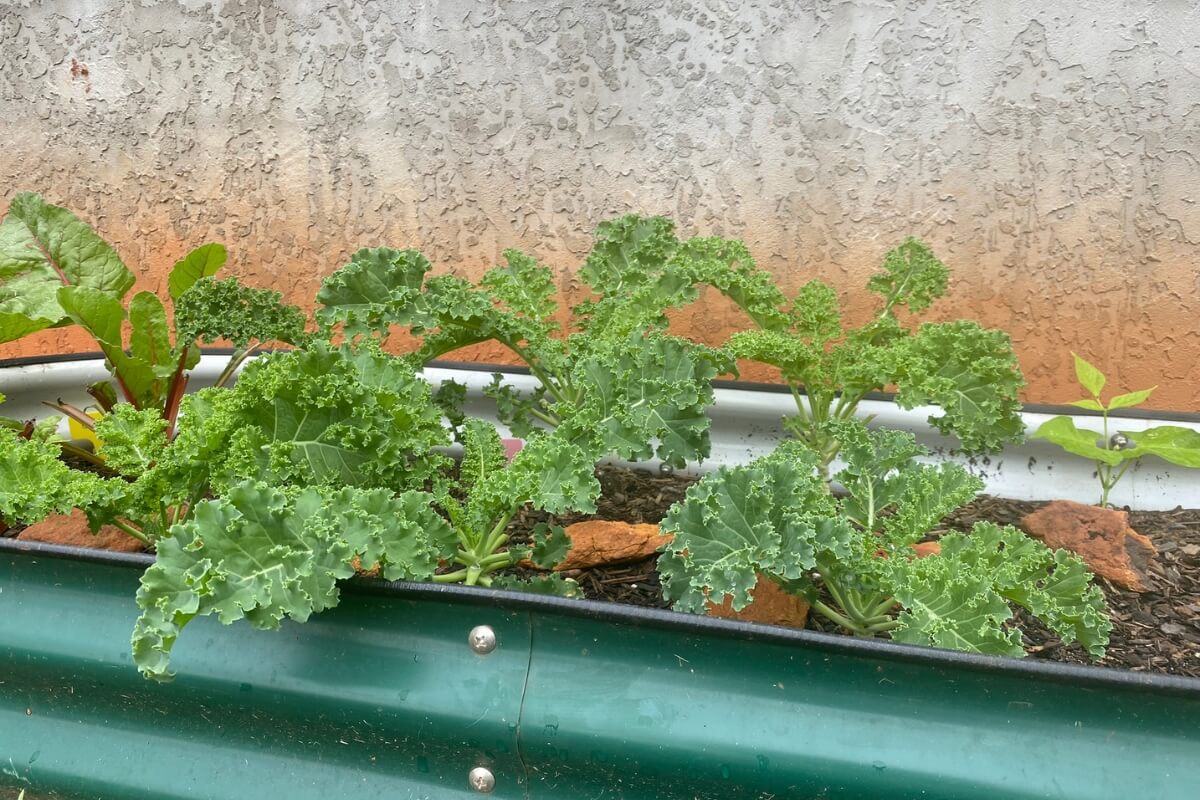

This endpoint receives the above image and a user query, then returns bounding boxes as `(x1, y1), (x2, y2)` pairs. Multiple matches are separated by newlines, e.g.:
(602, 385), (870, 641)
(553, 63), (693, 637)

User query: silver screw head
(468, 625), (497, 655)
(658, 462), (675, 476)
(468, 766), (496, 793)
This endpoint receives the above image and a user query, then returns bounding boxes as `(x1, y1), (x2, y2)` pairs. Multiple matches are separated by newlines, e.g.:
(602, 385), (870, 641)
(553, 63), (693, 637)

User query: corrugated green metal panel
(520, 614), (1200, 799)
(2, 542), (1199, 800)
(1, 549), (530, 799)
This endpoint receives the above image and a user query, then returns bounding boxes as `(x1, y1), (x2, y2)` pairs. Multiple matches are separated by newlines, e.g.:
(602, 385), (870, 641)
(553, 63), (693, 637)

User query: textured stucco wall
(2, 0), (1199, 409)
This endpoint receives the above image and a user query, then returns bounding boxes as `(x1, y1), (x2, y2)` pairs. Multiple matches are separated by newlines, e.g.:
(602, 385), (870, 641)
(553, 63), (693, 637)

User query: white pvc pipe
(4, 357), (1198, 510)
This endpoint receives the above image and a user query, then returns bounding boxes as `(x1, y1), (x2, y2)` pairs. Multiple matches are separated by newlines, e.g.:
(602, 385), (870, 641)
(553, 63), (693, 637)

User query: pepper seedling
(1032, 352), (1200, 506)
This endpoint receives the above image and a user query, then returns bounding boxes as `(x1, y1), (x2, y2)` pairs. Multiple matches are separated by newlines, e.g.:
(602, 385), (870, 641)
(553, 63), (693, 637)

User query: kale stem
(481, 514), (513, 556)
(823, 579), (867, 625)
(432, 569), (469, 583)
(110, 518), (150, 545)
(811, 599), (866, 635)
(214, 345), (259, 388)
(789, 384), (812, 427)
(477, 552), (515, 569)
(864, 620), (902, 634)
(528, 407), (561, 427)
(868, 595), (899, 618)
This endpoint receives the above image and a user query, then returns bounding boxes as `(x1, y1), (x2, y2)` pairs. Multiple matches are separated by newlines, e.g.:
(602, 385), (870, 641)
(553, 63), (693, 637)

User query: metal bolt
(1110, 433), (1132, 451)
(658, 462), (675, 476)
(468, 625), (497, 655)
(468, 766), (496, 793)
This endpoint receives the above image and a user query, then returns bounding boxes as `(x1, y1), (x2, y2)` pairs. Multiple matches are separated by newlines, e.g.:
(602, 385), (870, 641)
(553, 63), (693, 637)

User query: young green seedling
(1032, 353), (1200, 506)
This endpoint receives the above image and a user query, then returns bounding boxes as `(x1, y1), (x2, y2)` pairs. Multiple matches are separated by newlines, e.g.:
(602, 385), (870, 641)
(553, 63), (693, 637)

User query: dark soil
(512, 466), (1200, 679)
(7, 460), (1198, 678)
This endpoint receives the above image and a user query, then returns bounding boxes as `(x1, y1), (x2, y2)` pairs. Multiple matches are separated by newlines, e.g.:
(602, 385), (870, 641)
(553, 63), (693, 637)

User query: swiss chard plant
(0, 192), (307, 445)
(658, 421), (1111, 659)
(670, 234), (1027, 478)
(314, 216), (733, 468)
(1031, 353), (1200, 506)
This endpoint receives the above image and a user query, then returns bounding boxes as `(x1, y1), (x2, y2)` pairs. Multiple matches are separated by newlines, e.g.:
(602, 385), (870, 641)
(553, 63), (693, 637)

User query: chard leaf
(128, 292), (176, 378)
(0, 192), (135, 342)
(1031, 417), (1125, 465)
(57, 286), (161, 409)
(168, 243), (227, 300)
(174, 276), (307, 348)
(131, 481), (455, 680)
(867, 238), (948, 314)
(659, 443), (851, 614)
(893, 321), (1025, 453)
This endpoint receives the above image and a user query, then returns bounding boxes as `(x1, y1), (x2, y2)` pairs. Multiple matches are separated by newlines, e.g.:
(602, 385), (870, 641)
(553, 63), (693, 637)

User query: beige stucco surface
(2, 1), (1199, 409)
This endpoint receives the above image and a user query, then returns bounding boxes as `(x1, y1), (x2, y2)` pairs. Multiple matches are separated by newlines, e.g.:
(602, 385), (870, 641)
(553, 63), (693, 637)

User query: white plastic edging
(3, 357), (1199, 510)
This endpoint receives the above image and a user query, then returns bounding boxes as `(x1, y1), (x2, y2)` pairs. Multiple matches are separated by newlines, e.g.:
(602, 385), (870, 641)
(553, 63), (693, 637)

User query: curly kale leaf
(575, 215), (699, 336)
(174, 276), (307, 348)
(0, 426), (120, 525)
(659, 424), (1110, 659)
(0, 191), (135, 343)
(833, 421), (982, 552)
(315, 247), (434, 338)
(483, 373), (550, 439)
(162, 342), (450, 494)
(92, 404), (169, 475)
(131, 481), (456, 680)
(894, 522), (1111, 658)
(658, 442), (853, 613)
(867, 238), (949, 315)
(561, 332), (731, 468)
(893, 321), (1025, 453)
(317, 247), (564, 373)
(676, 236), (790, 332)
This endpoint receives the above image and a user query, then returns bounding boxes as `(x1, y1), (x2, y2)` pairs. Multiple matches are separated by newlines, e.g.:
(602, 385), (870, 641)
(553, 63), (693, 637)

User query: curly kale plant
(1032, 353), (1200, 506)
(44, 340), (592, 680)
(314, 216), (733, 468)
(674, 234), (1026, 478)
(0, 192), (306, 442)
(658, 422), (1111, 659)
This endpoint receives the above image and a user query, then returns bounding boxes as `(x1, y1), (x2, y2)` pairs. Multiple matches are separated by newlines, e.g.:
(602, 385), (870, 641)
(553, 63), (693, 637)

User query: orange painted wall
(3, 2), (1199, 410)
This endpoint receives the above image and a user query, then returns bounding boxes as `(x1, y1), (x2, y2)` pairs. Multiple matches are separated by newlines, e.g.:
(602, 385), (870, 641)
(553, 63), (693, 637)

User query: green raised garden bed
(3, 537), (1198, 800)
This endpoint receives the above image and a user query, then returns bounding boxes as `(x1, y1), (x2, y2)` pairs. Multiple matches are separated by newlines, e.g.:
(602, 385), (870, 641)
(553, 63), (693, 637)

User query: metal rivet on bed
(469, 625), (497, 655)
(468, 766), (496, 793)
